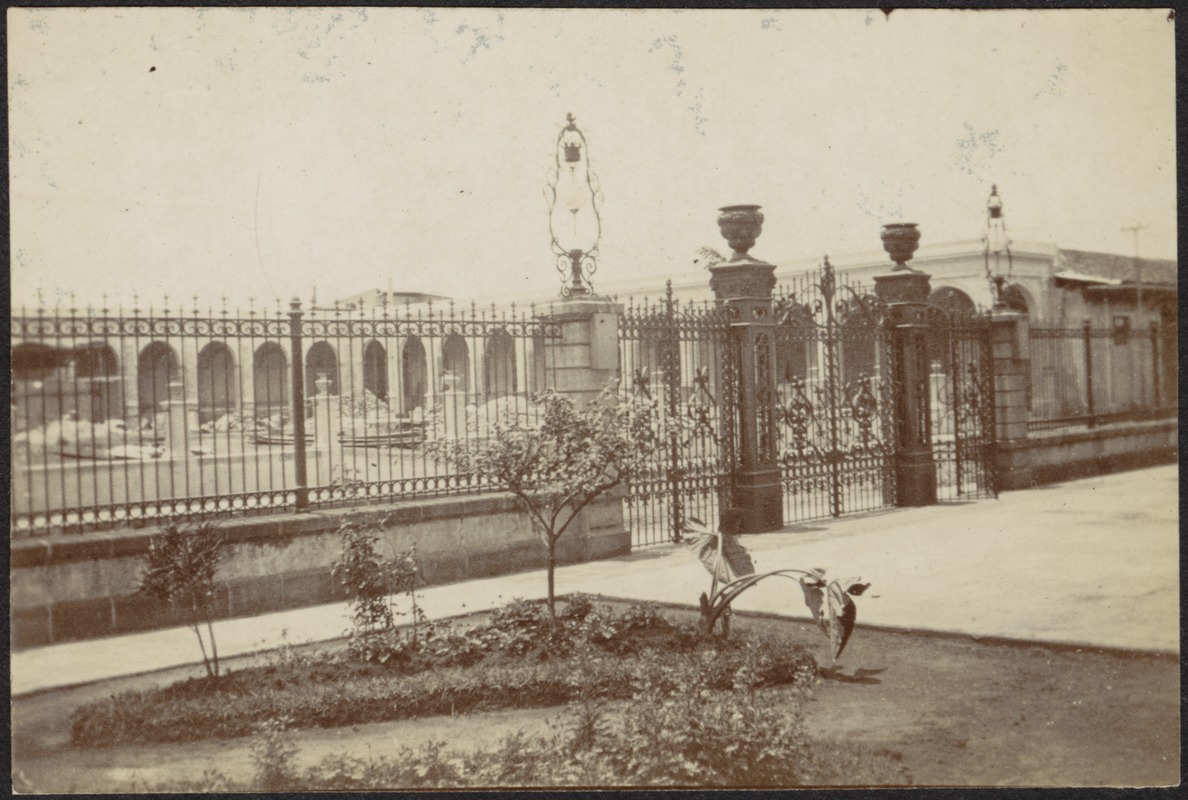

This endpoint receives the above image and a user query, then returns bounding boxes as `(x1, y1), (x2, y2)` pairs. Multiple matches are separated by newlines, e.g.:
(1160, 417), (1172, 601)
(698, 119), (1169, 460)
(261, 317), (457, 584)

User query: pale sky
(8, 7), (1177, 310)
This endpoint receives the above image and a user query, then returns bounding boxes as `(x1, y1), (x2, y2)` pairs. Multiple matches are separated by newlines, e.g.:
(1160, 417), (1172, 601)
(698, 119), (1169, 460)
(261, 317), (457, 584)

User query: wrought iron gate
(620, 264), (996, 548)
(927, 307), (997, 500)
(620, 283), (737, 547)
(772, 260), (897, 522)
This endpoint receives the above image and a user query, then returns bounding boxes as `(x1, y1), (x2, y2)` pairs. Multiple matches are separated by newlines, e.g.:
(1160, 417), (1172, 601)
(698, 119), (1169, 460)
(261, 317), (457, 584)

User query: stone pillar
(440, 371), (470, 438)
(156, 380), (195, 457)
(310, 373), (340, 450)
(873, 223), (937, 507)
(537, 294), (630, 554)
(990, 310), (1033, 490)
(540, 298), (621, 407)
(708, 205), (783, 534)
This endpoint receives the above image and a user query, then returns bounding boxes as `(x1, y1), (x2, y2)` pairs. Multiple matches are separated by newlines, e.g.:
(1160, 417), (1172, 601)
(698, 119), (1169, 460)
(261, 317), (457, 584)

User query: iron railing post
(823, 292), (842, 517)
(1082, 319), (1095, 429)
(1150, 321), (1160, 408)
(289, 298), (309, 511)
(949, 319), (963, 497)
(663, 282), (684, 542)
(981, 317), (998, 496)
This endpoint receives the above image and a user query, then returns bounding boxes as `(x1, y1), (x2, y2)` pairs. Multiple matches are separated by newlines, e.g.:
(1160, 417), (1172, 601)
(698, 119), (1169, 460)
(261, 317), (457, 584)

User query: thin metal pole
(665, 282), (683, 542)
(1122, 223), (1146, 311)
(289, 299), (308, 511)
(1082, 320), (1095, 429)
(949, 320), (962, 497)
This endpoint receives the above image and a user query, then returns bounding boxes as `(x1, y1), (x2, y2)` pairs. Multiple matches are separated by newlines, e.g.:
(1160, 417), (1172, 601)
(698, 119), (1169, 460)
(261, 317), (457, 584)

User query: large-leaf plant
(683, 517), (870, 661)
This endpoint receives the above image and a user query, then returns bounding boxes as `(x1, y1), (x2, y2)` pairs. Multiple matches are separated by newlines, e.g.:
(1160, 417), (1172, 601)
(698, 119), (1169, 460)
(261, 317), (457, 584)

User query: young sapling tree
(426, 383), (660, 620)
(139, 521), (230, 683)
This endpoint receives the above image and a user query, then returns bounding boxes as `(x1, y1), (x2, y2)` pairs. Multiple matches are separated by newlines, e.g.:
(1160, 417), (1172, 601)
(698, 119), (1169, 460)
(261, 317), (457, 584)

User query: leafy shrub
(251, 715), (300, 791)
(330, 515), (424, 664)
(139, 521), (228, 682)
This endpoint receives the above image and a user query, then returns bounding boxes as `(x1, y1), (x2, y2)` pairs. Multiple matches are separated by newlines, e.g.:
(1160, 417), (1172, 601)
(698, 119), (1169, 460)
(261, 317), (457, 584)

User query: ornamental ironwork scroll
(619, 283), (737, 547)
(926, 305), (997, 500)
(771, 259), (896, 521)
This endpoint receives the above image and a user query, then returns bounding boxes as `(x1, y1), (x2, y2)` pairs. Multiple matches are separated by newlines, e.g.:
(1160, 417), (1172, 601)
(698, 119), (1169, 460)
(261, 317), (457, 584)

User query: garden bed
(70, 597), (816, 747)
(13, 599), (1178, 791)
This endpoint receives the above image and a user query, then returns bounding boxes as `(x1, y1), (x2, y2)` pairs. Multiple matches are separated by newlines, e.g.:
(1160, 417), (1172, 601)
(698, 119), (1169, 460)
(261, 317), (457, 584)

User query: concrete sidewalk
(11, 464), (1179, 696)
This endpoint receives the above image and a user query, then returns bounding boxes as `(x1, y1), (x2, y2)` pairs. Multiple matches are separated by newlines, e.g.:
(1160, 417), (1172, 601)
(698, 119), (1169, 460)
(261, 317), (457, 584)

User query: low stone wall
(996, 418), (1177, 491)
(11, 492), (629, 649)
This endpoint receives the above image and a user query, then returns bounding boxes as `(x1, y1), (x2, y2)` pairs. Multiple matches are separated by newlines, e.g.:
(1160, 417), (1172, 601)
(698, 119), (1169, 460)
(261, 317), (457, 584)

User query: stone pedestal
(156, 380), (194, 456)
(873, 267), (938, 507)
(709, 259), (783, 533)
(540, 297), (621, 407)
(440, 389), (469, 438)
(311, 380), (340, 450)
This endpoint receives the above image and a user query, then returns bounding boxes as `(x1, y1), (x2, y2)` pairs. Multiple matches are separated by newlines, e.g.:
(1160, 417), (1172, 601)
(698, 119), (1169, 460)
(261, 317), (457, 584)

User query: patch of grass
(71, 598), (816, 748)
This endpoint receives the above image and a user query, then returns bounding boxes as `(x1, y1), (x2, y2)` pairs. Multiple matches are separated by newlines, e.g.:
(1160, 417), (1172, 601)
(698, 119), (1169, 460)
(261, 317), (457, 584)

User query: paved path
(11, 465), (1178, 696)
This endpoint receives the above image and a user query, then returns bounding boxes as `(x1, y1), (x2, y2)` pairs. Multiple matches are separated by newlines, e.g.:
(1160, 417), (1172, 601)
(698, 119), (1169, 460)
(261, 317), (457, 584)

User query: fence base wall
(11, 493), (628, 649)
(995, 418), (1177, 491)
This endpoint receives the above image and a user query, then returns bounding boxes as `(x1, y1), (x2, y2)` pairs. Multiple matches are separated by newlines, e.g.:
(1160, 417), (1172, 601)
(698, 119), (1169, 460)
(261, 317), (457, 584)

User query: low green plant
(69, 605), (815, 748)
(144, 653), (900, 789)
(250, 714), (300, 791)
(139, 520), (229, 683)
(684, 515), (870, 661)
(330, 515), (424, 663)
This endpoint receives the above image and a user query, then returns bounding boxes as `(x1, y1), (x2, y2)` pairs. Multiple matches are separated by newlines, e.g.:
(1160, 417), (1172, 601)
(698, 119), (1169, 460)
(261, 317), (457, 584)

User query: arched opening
(363, 340), (389, 401)
(928, 286), (978, 318)
(197, 342), (237, 423)
(305, 341), (339, 399)
(839, 314), (877, 387)
(775, 306), (819, 387)
(531, 334), (549, 395)
(11, 343), (73, 430)
(138, 342), (179, 415)
(1001, 283), (1032, 317)
(483, 331), (517, 397)
(73, 342), (119, 378)
(253, 342), (288, 417)
(74, 341), (122, 422)
(13, 342), (70, 382)
(402, 337), (427, 412)
(925, 287), (977, 371)
(442, 334), (469, 393)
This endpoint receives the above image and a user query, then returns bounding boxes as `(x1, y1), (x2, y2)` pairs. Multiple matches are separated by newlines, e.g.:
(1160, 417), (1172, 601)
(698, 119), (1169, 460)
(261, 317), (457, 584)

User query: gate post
(539, 296), (631, 558)
(708, 205), (783, 533)
(873, 223), (937, 506)
(288, 298), (309, 511)
(990, 309), (1031, 490)
(540, 297), (621, 407)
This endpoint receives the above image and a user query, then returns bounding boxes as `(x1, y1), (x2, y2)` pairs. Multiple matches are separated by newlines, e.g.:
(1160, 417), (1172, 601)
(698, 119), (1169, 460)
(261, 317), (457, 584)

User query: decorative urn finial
(880, 222), (921, 271)
(716, 205), (765, 261)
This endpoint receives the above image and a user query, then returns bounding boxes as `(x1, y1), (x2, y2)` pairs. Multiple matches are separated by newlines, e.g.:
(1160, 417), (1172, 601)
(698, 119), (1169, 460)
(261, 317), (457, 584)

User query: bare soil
(11, 609), (1178, 791)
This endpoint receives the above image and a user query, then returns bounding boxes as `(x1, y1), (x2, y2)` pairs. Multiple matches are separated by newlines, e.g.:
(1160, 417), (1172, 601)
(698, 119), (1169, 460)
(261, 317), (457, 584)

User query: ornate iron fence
(1029, 321), (1176, 431)
(619, 283), (737, 547)
(772, 261), (897, 522)
(926, 308), (997, 500)
(10, 298), (559, 535)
